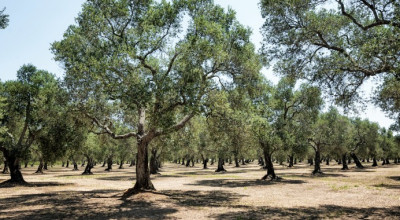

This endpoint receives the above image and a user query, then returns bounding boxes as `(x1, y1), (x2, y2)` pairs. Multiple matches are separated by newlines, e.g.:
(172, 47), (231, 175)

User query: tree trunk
(105, 157), (112, 171)
(367, 158), (370, 163)
(72, 161), (78, 171)
(203, 159), (208, 169)
(24, 162), (28, 168)
(258, 157), (264, 166)
(66, 160), (69, 168)
(35, 160), (44, 174)
(43, 162), (48, 170)
(128, 138), (155, 193)
(185, 158), (191, 167)
(191, 159), (194, 167)
(385, 158), (390, 164)
(326, 157), (330, 165)
(82, 157), (94, 175)
(61, 161), (65, 167)
(312, 149), (322, 175)
(348, 157), (351, 164)
(181, 158), (185, 165)
(210, 158), (214, 165)
(308, 158), (313, 166)
(129, 159), (135, 167)
(350, 152), (364, 169)
(150, 148), (159, 174)
(341, 154), (348, 170)
(119, 159), (124, 169)
(288, 155), (294, 167)
(81, 160), (85, 167)
(241, 158), (245, 165)
(262, 151), (276, 180)
(234, 157), (240, 168)
(215, 158), (226, 172)
(3, 154), (26, 184)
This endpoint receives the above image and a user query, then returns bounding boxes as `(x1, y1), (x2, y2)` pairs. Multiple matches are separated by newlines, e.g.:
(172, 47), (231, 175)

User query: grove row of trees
(1, 0), (399, 198)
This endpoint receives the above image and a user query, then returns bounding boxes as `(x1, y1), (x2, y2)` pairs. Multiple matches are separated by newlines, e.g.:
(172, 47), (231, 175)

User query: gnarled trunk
(350, 152), (364, 169)
(262, 150), (276, 180)
(2, 153), (25, 184)
(215, 158), (226, 172)
(312, 150), (322, 175)
(341, 154), (348, 170)
(82, 157), (94, 175)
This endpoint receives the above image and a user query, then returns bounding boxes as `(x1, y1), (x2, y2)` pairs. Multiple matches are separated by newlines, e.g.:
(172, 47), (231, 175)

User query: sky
(0, 0), (394, 129)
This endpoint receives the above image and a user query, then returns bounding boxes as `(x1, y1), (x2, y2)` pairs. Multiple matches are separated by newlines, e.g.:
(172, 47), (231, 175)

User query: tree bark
(82, 156), (94, 175)
(203, 159), (208, 169)
(372, 157), (378, 166)
(150, 148), (159, 174)
(234, 157), (240, 167)
(288, 155), (294, 167)
(105, 157), (112, 171)
(2, 152), (25, 184)
(66, 160), (69, 168)
(312, 149), (322, 175)
(215, 158), (226, 172)
(35, 160), (44, 174)
(128, 138), (155, 193)
(262, 151), (276, 180)
(72, 161), (78, 171)
(350, 152), (364, 168)
(341, 154), (348, 170)
(119, 159), (125, 169)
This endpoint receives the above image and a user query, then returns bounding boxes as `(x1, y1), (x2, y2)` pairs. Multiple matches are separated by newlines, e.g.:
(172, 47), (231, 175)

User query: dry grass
(1, 162), (400, 219)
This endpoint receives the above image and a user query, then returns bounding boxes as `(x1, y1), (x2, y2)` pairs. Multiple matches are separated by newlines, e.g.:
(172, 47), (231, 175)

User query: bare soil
(1, 162), (400, 219)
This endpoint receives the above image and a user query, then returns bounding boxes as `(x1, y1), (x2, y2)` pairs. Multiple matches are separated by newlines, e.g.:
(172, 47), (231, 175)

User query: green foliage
(261, 0), (400, 108)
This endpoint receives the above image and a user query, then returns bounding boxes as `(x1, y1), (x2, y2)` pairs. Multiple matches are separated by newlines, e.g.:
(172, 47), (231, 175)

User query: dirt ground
(0, 161), (400, 219)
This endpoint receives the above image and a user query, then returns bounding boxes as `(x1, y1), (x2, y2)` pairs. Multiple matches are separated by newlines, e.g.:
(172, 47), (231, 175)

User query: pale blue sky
(0, 0), (394, 128)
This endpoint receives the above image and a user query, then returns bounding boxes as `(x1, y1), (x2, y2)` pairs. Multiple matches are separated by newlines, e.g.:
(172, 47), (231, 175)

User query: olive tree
(52, 0), (260, 196)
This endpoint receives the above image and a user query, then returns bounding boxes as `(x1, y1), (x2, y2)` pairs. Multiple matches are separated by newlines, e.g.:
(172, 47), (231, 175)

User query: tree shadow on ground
(388, 176), (400, 181)
(0, 189), (178, 219)
(159, 190), (245, 208)
(321, 167), (375, 173)
(280, 172), (347, 179)
(187, 178), (305, 188)
(96, 175), (135, 181)
(212, 205), (400, 219)
(0, 181), (74, 188)
(374, 183), (400, 189)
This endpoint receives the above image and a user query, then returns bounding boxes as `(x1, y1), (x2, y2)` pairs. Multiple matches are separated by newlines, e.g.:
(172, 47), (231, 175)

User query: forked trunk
(350, 152), (364, 169)
(341, 154), (348, 170)
(312, 150), (322, 175)
(215, 158), (226, 172)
